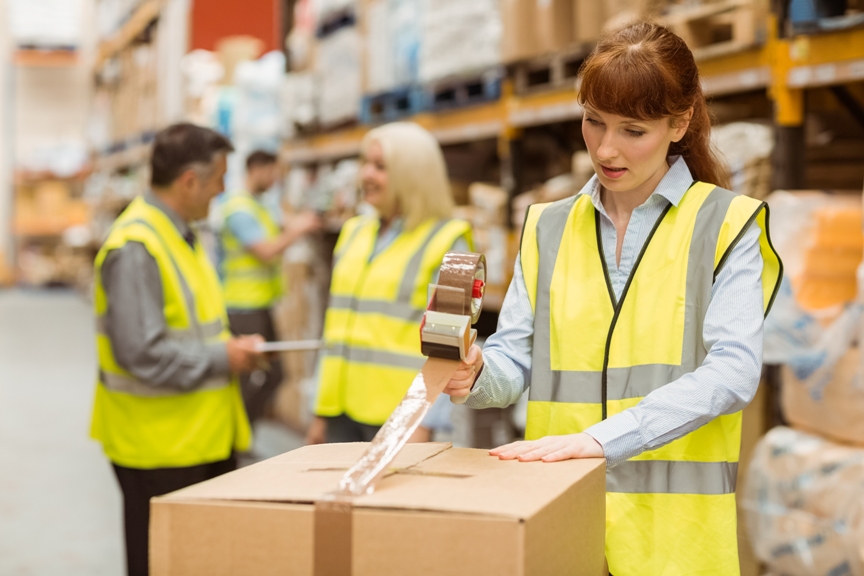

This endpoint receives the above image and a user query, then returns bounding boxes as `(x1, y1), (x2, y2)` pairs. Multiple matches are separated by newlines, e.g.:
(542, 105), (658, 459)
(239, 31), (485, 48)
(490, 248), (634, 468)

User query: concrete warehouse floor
(0, 289), (303, 576)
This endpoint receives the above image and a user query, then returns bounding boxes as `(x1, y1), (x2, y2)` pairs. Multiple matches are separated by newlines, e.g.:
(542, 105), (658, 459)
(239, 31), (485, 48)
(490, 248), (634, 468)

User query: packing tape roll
(436, 252), (486, 323)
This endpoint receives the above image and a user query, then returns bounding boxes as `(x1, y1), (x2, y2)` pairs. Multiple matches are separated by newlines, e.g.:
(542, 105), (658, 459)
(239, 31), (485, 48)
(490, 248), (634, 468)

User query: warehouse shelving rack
(280, 15), (864, 190)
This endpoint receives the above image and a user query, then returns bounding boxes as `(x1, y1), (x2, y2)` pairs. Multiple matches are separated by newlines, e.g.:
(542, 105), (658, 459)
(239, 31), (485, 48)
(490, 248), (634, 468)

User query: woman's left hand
(490, 433), (604, 462)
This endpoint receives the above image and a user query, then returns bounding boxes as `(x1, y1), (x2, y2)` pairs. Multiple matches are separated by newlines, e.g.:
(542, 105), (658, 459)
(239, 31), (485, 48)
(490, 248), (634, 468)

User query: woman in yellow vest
(307, 122), (472, 444)
(444, 23), (782, 576)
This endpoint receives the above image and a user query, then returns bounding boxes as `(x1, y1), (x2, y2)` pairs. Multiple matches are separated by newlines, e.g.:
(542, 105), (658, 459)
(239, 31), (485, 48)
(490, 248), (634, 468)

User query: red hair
(577, 21), (730, 188)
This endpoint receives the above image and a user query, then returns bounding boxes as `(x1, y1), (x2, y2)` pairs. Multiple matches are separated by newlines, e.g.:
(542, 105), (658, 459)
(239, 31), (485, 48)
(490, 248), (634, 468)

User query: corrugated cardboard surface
(152, 443), (606, 576)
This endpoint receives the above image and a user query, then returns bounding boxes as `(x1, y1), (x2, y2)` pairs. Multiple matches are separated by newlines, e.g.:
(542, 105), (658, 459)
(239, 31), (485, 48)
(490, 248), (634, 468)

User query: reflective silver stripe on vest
(327, 220), (451, 322)
(535, 364), (704, 403)
(608, 460), (738, 495)
(333, 219), (368, 267)
(325, 343), (425, 370)
(398, 220), (449, 301)
(529, 187), (736, 404)
(326, 295), (423, 322)
(99, 370), (230, 397)
(96, 316), (224, 341)
(118, 218), (211, 341)
(529, 196), (584, 403)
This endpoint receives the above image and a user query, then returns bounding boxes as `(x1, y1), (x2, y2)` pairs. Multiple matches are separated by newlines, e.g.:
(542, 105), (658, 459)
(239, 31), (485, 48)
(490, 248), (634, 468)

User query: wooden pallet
(511, 45), (591, 95)
(359, 86), (427, 124)
(660, 0), (768, 61)
(425, 69), (504, 111)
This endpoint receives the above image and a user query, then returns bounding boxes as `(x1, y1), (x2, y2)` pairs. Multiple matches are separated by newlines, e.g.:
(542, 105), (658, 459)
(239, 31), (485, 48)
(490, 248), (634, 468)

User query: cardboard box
(782, 347), (864, 447)
(573, 0), (606, 43)
(536, 0), (574, 53)
(502, 0), (542, 63)
(152, 443), (607, 576)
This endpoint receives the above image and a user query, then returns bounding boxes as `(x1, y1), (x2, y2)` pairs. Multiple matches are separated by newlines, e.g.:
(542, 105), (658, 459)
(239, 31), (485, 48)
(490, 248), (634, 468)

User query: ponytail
(670, 91), (731, 188)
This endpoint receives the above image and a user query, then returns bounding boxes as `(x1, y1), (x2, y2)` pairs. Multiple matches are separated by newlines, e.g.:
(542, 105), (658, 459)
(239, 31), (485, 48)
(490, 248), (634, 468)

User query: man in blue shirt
(218, 150), (320, 427)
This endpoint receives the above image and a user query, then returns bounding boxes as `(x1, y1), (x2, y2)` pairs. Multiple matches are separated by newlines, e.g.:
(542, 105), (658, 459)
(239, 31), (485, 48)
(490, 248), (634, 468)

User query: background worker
(306, 122), (472, 445)
(89, 123), (266, 576)
(444, 23), (782, 576)
(218, 150), (320, 426)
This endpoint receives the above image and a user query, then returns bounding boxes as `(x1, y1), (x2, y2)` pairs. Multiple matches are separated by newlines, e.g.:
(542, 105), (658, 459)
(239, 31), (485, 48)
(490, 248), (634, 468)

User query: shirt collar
(576, 155), (694, 213)
(144, 190), (193, 239)
(379, 216), (404, 233)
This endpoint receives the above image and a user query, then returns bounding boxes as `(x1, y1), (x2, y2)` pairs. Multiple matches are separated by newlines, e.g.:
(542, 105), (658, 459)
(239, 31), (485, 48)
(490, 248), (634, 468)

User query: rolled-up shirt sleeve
(584, 224), (765, 466)
(101, 242), (230, 390)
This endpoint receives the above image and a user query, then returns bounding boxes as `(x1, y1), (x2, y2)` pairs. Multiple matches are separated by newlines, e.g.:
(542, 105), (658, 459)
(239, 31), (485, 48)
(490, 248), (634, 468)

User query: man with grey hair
(89, 123), (265, 576)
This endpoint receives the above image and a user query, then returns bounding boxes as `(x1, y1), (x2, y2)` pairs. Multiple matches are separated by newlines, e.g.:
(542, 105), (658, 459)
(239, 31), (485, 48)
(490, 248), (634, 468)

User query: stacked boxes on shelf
(114, 43), (160, 145)
(360, 0), (504, 123)
(13, 175), (94, 288)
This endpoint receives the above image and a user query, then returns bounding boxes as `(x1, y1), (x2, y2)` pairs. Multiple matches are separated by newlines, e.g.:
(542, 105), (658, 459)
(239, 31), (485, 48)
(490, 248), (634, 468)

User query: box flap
(357, 447), (604, 519)
(161, 443), (451, 504)
(159, 443), (605, 521)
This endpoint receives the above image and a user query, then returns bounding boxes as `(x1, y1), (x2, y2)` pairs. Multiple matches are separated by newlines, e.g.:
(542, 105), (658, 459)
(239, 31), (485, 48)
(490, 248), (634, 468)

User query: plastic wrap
(315, 27), (362, 124)
(337, 373), (432, 496)
(763, 191), (864, 369)
(419, 0), (502, 83)
(389, 0), (423, 86)
(280, 73), (317, 138)
(743, 426), (864, 576)
(364, 0), (396, 93)
(711, 122), (774, 200)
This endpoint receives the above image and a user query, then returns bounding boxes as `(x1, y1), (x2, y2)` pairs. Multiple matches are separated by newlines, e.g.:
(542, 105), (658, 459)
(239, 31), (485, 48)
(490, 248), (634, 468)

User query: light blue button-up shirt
(466, 157), (766, 466)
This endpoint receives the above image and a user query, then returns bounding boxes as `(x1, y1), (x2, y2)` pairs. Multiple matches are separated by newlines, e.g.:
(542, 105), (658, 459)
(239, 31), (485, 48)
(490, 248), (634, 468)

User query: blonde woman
(306, 122), (473, 444)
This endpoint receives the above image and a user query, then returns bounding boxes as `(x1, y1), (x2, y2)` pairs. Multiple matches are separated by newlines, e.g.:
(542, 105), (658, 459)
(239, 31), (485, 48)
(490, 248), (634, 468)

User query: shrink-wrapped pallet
(742, 427), (864, 576)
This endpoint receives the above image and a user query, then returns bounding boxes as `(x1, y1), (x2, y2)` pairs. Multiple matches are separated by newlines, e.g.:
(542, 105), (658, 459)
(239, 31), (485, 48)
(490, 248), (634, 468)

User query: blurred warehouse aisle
(0, 289), (123, 576)
(0, 288), (306, 575)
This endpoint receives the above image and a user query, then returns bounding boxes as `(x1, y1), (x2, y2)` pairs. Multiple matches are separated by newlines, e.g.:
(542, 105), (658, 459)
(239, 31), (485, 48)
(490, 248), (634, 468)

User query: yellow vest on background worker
(520, 182), (782, 576)
(90, 196), (251, 469)
(220, 190), (284, 310)
(316, 216), (472, 425)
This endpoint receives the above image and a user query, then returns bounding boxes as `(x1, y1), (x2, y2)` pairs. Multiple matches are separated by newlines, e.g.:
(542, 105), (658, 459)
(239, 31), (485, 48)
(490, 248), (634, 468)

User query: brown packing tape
(437, 252), (485, 322)
(314, 497), (353, 576)
(336, 357), (462, 497)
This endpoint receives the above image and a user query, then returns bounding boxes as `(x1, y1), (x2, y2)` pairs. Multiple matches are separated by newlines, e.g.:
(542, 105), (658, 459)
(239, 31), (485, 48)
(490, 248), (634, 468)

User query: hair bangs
(578, 47), (680, 121)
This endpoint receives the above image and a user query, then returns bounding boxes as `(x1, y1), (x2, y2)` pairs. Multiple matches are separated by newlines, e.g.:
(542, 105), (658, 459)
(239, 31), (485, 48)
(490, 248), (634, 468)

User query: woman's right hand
(305, 416), (327, 445)
(443, 344), (483, 400)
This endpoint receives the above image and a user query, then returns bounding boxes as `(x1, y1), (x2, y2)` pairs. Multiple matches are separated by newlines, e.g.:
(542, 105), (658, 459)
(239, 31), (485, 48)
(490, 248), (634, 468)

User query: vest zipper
(595, 204), (673, 420)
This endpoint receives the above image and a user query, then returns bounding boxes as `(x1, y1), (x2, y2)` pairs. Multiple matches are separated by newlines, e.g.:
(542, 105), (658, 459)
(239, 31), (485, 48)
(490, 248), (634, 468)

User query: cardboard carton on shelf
(502, 0), (542, 62)
(152, 443), (607, 576)
(573, 0), (607, 43)
(536, 0), (575, 53)
(782, 346), (864, 447)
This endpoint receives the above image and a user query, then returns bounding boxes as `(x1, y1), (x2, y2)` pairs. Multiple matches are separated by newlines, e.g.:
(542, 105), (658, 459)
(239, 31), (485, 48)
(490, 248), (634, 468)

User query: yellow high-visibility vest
(315, 216), (472, 426)
(220, 190), (284, 310)
(520, 182), (782, 576)
(90, 196), (252, 469)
